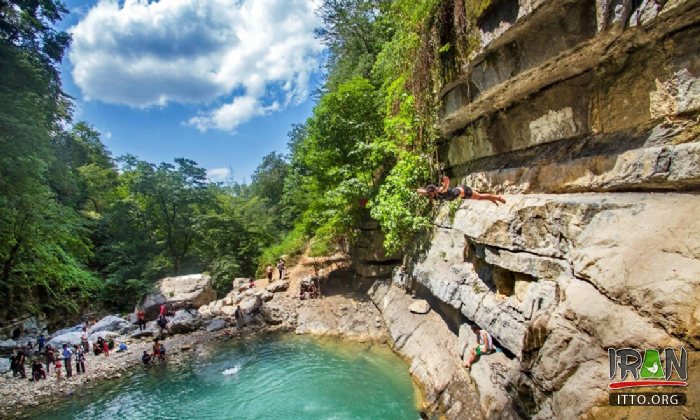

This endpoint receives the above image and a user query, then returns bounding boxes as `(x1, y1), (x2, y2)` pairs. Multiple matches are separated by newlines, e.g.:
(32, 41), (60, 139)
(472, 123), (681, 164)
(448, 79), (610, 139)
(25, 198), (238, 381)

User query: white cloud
(69, 0), (324, 132)
(207, 167), (232, 182)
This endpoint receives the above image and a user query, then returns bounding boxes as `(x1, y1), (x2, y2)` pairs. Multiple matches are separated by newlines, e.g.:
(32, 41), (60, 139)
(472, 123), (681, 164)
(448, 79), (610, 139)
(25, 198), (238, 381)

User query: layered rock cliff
(366, 0), (700, 418)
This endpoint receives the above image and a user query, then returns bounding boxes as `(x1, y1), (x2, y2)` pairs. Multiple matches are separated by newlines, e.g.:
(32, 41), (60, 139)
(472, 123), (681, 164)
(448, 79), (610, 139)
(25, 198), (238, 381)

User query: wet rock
(409, 300), (430, 314)
(266, 280), (289, 293)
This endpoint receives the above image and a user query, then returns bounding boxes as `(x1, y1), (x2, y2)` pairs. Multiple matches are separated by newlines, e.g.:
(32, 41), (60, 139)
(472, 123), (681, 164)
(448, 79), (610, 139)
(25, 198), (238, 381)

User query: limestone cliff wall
(382, 1), (700, 418)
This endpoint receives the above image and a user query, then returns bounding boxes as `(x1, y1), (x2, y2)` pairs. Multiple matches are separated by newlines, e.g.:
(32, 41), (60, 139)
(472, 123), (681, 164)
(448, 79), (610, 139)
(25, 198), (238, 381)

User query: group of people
(299, 278), (319, 300)
(10, 342), (85, 382)
(8, 320), (136, 383)
(265, 259), (286, 282)
(141, 338), (166, 365)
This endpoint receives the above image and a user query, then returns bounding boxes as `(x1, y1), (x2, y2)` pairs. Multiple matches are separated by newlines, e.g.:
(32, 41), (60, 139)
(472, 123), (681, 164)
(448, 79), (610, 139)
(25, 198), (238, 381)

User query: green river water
(31, 335), (421, 419)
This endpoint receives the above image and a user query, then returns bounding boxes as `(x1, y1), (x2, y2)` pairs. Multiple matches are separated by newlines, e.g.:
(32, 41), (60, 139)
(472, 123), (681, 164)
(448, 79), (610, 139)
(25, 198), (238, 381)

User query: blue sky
(58, 0), (325, 182)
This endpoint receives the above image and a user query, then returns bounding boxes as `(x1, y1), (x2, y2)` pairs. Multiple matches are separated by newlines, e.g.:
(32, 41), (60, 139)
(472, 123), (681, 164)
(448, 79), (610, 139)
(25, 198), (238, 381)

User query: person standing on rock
(15, 348), (26, 379)
(75, 344), (86, 374)
(234, 305), (243, 328)
(463, 325), (494, 369)
(9, 349), (18, 377)
(152, 339), (161, 360)
(159, 303), (167, 318)
(54, 358), (62, 381)
(81, 332), (90, 353)
(37, 334), (45, 352)
(137, 308), (146, 331)
(417, 176), (506, 205)
(62, 344), (73, 377)
(45, 345), (55, 374)
(266, 265), (273, 282)
(277, 259), (286, 280)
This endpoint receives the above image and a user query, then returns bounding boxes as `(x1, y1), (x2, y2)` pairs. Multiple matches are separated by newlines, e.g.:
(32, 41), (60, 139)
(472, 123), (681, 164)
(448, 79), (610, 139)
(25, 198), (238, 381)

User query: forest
(1, 0), (488, 323)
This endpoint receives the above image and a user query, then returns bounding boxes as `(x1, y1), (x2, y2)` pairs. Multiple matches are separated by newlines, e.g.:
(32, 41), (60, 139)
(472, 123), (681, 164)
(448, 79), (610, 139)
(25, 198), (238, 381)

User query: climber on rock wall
(417, 176), (506, 205)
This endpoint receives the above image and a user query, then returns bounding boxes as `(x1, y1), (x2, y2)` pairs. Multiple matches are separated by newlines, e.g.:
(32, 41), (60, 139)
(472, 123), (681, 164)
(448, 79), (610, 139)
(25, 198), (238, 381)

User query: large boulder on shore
(0, 358), (10, 374)
(239, 296), (262, 315)
(88, 315), (129, 335)
(0, 339), (17, 352)
(50, 325), (82, 338)
(47, 332), (83, 348)
(169, 310), (203, 334)
(137, 274), (216, 319)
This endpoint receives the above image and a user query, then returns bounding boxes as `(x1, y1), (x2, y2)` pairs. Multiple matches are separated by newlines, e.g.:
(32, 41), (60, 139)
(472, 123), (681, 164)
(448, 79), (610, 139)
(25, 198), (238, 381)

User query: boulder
(206, 319), (226, 332)
(260, 305), (284, 325)
(0, 358), (10, 374)
(266, 280), (289, 293)
(233, 278), (253, 292)
(50, 325), (82, 338)
(88, 315), (129, 335)
(220, 306), (237, 317)
(0, 339), (17, 352)
(137, 274), (217, 319)
(169, 310), (202, 335)
(118, 322), (138, 335)
(300, 276), (315, 288)
(47, 332), (83, 348)
(239, 296), (262, 315)
(260, 291), (274, 302)
(130, 329), (155, 339)
(409, 300), (431, 314)
(469, 352), (521, 420)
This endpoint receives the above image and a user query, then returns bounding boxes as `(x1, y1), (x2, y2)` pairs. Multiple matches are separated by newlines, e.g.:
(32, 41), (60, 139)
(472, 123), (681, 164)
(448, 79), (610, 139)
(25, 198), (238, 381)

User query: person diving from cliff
(417, 176), (506, 205)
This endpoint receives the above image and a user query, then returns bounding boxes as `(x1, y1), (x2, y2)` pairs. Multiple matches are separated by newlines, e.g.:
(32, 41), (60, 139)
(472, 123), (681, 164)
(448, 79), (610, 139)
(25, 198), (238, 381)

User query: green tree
(120, 156), (212, 276)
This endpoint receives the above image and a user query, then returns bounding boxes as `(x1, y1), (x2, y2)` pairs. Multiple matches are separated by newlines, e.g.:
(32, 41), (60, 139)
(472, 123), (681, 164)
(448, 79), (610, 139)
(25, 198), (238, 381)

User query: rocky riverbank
(0, 262), (404, 417)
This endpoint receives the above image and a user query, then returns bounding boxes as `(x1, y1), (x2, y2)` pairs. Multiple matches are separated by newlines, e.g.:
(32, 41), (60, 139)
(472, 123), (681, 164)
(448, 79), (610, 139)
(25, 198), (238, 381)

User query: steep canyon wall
(371, 1), (700, 418)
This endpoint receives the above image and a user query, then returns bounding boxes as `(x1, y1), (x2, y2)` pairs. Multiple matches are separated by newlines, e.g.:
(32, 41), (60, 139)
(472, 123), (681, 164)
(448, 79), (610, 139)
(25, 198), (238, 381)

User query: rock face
(369, 282), (483, 419)
(295, 295), (386, 343)
(138, 274), (216, 319)
(368, 1), (700, 418)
